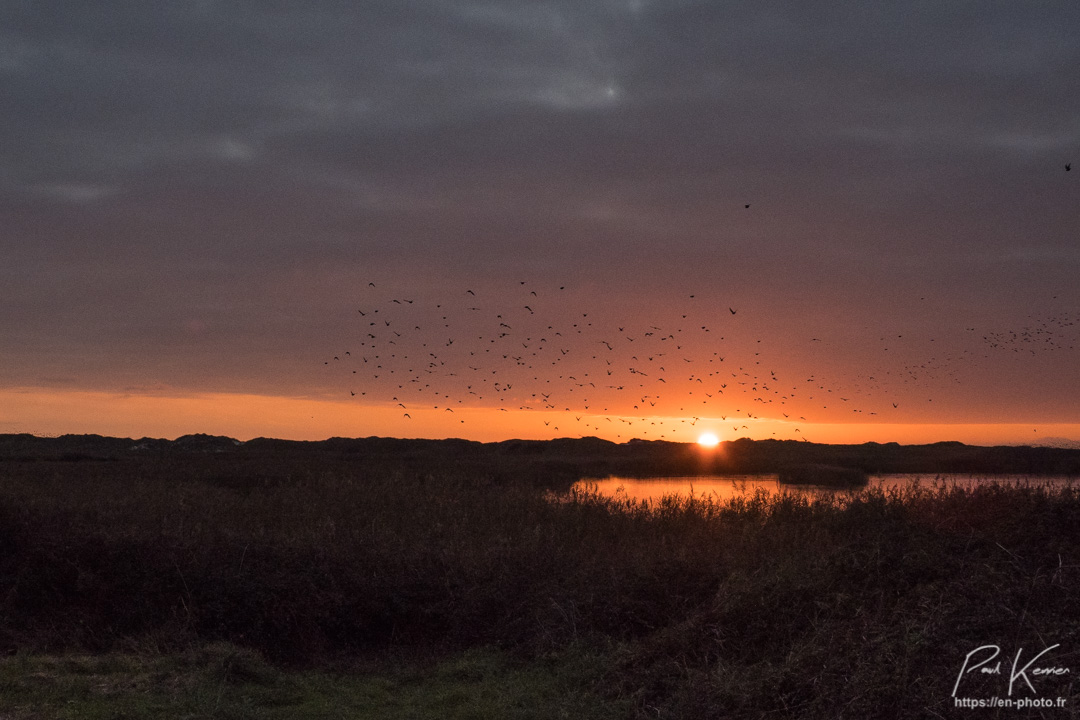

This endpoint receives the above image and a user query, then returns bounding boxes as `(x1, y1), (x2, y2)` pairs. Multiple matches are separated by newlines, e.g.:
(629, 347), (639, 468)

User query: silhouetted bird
(1067, 163), (1072, 171)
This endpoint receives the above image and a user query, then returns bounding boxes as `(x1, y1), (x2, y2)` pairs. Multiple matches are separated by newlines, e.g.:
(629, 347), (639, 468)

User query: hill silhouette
(2, 434), (1078, 485)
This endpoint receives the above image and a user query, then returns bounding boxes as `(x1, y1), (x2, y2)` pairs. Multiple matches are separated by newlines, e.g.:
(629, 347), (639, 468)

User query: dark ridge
(2, 433), (1079, 479)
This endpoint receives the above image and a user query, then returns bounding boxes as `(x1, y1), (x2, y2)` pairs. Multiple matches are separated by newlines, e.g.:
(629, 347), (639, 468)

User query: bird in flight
(1067, 163), (1072, 171)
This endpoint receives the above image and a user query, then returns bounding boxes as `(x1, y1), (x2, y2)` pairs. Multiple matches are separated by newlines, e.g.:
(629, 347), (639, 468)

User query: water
(571, 474), (1077, 504)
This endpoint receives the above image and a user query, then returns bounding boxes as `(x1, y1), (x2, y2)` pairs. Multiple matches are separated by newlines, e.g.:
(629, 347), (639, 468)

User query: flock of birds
(325, 282), (773, 438)
(320, 276), (1076, 441)
(318, 163), (1074, 441)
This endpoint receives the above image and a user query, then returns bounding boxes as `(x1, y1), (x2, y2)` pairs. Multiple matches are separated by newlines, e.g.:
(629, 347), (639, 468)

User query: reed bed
(2, 454), (1079, 717)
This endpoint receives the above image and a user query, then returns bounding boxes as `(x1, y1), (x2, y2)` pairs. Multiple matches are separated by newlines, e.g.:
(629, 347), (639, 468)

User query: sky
(1, 1), (1078, 445)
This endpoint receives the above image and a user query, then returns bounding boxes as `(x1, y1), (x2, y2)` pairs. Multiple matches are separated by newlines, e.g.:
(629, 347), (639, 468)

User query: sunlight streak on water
(572, 474), (1077, 504)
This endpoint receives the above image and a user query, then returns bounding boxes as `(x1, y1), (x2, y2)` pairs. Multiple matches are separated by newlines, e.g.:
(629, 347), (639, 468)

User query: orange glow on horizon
(0, 387), (1078, 447)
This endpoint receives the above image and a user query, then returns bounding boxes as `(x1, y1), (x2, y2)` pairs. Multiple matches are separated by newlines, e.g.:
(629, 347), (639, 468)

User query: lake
(571, 474), (1078, 504)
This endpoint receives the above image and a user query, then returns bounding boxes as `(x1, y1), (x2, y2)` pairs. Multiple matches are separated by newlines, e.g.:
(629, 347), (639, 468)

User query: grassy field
(2, 451), (1080, 718)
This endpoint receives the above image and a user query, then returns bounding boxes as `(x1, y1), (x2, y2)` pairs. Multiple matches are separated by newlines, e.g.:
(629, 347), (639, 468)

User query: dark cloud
(1, 1), (1078, 425)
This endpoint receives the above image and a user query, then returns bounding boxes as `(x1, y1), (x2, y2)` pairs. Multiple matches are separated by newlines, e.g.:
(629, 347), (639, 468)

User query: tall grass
(2, 455), (1080, 717)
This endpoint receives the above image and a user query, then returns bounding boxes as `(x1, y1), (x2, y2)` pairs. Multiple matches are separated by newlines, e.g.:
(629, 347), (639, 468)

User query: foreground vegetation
(0, 643), (620, 719)
(2, 450), (1080, 717)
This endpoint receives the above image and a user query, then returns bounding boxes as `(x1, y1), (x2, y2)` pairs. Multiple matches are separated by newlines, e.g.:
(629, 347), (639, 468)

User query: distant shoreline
(3, 432), (1079, 481)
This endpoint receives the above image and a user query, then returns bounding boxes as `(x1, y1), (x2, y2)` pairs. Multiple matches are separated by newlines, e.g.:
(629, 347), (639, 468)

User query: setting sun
(697, 432), (720, 447)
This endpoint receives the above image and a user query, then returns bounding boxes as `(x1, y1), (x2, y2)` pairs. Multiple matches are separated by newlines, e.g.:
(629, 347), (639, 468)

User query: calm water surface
(572, 474), (1077, 504)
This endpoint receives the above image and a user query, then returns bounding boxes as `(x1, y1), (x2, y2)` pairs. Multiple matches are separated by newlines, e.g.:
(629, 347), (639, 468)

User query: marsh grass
(0, 642), (623, 719)
(2, 454), (1080, 717)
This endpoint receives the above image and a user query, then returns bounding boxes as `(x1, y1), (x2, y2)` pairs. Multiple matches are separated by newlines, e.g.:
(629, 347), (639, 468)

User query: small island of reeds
(777, 463), (870, 487)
